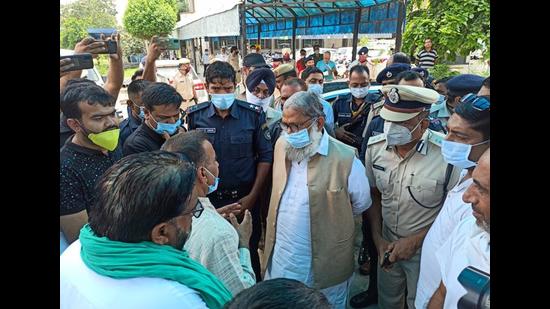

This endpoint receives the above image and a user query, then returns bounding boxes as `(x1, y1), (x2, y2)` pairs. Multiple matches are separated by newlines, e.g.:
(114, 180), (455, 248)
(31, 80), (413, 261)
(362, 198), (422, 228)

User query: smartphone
(381, 251), (393, 268)
(153, 37), (180, 50)
(60, 53), (94, 72)
(152, 36), (169, 49)
(94, 40), (117, 54)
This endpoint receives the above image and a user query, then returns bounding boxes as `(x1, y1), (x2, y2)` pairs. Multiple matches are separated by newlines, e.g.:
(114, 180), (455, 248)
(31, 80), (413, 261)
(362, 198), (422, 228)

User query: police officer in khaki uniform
(172, 58), (197, 111)
(272, 63), (297, 111)
(364, 85), (460, 309)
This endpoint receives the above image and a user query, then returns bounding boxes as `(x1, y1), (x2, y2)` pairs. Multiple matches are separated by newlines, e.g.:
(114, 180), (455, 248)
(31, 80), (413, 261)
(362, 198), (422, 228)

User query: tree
(60, 0), (117, 49)
(402, 0), (490, 62)
(120, 30), (147, 57)
(123, 0), (178, 40)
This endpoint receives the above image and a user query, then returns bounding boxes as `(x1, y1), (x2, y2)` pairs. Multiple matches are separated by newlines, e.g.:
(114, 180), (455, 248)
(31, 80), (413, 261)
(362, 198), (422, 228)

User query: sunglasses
(460, 93), (490, 111)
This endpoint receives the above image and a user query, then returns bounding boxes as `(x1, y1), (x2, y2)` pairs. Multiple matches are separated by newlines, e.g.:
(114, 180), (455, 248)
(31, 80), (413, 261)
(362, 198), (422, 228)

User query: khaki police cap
(272, 63), (295, 77)
(379, 85), (440, 122)
(178, 58), (191, 65)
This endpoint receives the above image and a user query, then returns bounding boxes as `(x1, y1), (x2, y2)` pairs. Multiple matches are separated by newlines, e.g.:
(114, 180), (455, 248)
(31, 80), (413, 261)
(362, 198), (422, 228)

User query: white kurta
(266, 131), (372, 308)
(416, 170), (473, 308)
(435, 216), (490, 309)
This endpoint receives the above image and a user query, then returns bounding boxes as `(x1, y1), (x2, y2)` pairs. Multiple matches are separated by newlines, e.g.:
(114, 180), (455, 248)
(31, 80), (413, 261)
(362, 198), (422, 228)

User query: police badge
(386, 71), (393, 78)
(388, 87), (400, 103)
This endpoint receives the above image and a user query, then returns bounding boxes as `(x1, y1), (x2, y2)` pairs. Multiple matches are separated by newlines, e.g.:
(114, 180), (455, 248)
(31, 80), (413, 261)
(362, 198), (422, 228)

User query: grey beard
(284, 126), (323, 163)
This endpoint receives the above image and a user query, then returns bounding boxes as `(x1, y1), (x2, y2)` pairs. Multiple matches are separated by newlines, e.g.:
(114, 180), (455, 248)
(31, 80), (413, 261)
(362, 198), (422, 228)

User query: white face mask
(308, 84), (323, 96)
(350, 86), (370, 98)
(441, 139), (490, 169)
(245, 89), (272, 111)
(383, 119), (423, 146)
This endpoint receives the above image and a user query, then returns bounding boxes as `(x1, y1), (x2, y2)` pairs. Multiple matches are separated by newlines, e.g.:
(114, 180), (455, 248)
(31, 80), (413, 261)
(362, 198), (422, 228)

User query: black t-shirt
(122, 122), (166, 156)
(60, 138), (122, 216)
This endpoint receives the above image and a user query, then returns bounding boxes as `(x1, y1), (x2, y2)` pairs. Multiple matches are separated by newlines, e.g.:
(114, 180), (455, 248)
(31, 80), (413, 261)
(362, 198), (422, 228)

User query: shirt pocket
(229, 132), (253, 158)
(407, 176), (444, 208)
(373, 169), (392, 196)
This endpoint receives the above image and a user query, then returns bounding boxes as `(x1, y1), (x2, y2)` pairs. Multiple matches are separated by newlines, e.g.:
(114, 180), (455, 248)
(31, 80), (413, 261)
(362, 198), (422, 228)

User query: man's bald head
(463, 148), (490, 233)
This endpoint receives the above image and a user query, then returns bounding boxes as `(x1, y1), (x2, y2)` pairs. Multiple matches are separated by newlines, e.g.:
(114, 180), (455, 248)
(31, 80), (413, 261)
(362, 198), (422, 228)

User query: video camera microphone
(457, 266), (490, 309)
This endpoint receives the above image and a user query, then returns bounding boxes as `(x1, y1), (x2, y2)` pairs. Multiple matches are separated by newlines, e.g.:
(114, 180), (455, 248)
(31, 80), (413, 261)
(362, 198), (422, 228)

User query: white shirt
(266, 131), (372, 308)
(60, 240), (208, 309)
(435, 216), (490, 309)
(415, 170), (473, 308)
(202, 54), (210, 65)
(184, 197), (256, 296)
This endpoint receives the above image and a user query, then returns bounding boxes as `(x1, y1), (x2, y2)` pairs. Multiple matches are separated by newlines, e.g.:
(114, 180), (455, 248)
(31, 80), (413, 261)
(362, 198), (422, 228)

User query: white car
(60, 49), (105, 87)
(154, 60), (209, 103)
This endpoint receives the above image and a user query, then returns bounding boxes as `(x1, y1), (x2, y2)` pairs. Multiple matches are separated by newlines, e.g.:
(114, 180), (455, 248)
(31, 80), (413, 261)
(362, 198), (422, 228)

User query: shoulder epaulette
(187, 102), (210, 114)
(367, 133), (386, 146)
(237, 100), (262, 113)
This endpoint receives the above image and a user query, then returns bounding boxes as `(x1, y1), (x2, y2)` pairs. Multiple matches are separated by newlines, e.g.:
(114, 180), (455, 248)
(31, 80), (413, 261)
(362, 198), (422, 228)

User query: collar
(316, 129), (329, 156)
(198, 197), (217, 211)
(207, 101), (240, 119)
(141, 121), (168, 143)
(63, 135), (109, 157)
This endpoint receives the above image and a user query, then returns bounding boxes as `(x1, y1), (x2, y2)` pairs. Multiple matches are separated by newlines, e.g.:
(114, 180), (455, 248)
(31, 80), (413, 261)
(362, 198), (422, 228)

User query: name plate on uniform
(338, 113), (352, 118)
(373, 164), (385, 171)
(197, 128), (216, 134)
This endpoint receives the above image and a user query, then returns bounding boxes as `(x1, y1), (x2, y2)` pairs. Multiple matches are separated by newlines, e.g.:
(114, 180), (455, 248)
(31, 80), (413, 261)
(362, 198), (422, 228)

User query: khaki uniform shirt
(365, 130), (460, 238)
(173, 72), (196, 111)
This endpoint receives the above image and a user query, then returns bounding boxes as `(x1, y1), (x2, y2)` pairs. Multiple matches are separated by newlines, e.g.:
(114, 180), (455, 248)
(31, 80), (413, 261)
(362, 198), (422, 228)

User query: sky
(60, 0), (128, 26)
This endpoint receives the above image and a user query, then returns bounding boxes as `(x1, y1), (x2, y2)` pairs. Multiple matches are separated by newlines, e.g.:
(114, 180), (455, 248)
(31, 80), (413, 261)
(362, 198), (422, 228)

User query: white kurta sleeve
(348, 157), (372, 215)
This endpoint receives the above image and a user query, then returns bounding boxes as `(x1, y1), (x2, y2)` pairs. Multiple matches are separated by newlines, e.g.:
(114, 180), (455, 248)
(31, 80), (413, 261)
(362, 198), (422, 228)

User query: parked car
(60, 49), (105, 87)
(154, 60), (209, 103)
(322, 79), (383, 104)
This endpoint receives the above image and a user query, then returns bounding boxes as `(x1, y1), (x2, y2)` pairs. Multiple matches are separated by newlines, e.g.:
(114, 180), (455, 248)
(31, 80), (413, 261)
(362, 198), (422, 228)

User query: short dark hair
(392, 52), (411, 64)
(65, 78), (95, 88)
(324, 51), (331, 56)
(396, 70), (423, 84)
(205, 60), (236, 85)
(224, 278), (330, 309)
(60, 82), (115, 119)
(300, 49), (306, 54)
(313, 44), (320, 50)
(349, 64), (370, 78)
(89, 151), (196, 243)
(141, 82), (183, 111)
(161, 131), (209, 166)
(230, 46), (238, 53)
(127, 79), (152, 98)
(482, 76), (490, 89)
(301, 66), (323, 80)
(131, 69), (144, 81)
(282, 77), (307, 91)
(455, 95), (490, 140)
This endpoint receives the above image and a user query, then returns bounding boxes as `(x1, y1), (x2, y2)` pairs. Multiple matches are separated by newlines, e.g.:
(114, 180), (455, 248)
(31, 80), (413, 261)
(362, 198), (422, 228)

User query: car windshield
(323, 81), (349, 93)
(157, 66), (200, 80)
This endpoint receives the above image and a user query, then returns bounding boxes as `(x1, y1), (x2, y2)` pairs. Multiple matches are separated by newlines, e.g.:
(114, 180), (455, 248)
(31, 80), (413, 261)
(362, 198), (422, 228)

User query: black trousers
(210, 191), (262, 282)
(362, 212), (378, 295)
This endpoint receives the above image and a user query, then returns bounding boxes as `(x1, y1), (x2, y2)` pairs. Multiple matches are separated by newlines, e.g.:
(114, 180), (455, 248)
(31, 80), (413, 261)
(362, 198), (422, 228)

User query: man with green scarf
(60, 81), (122, 251)
(60, 151), (232, 308)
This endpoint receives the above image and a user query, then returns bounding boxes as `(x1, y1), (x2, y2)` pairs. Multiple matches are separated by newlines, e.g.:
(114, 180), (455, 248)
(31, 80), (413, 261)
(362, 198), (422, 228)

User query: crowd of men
(60, 34), (490, 309)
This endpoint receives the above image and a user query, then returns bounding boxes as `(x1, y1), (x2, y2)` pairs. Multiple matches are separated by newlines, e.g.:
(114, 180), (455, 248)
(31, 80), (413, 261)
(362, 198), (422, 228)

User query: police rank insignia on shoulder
(388, 88), (400, 103)
(367, 133), (386, 146)
(237, 101), (262, 113)
(187, 102), (209, 114)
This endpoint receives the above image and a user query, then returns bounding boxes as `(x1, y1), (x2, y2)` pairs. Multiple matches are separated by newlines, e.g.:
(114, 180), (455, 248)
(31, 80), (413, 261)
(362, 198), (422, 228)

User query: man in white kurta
(264, 92), (372, 308)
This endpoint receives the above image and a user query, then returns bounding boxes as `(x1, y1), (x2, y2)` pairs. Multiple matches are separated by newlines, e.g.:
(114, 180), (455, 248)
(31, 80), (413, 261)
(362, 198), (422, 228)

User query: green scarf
(79, 224), (232, 309)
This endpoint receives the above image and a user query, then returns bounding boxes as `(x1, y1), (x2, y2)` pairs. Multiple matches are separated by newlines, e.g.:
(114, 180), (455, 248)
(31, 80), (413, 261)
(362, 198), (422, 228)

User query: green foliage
(60, 0), (117, 49)
(403, 0), (490, 61)
(60, 17), (92, 49)
(120, 30), (147, 57)
(429, 64), (460, 81)
(123, 0), (178, 40)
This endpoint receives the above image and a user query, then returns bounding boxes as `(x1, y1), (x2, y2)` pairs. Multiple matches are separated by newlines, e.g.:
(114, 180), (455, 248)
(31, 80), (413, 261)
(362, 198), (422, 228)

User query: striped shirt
(416, 49), (438, 69)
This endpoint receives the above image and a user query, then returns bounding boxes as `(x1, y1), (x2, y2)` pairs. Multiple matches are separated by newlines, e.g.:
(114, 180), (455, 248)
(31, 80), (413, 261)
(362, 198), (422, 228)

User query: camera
(457, 266), (490, 309)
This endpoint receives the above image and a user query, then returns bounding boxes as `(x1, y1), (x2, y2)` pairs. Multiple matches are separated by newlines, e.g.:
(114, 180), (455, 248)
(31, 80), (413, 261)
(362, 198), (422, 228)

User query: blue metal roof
(245, 0), (398, 38)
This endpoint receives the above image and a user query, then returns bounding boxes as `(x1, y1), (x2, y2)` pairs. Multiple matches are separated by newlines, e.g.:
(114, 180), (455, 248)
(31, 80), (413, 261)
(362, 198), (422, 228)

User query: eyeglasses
(280, 117), (317, 133)
(460, 93), (490, 111)
(182, 200), (204, 218)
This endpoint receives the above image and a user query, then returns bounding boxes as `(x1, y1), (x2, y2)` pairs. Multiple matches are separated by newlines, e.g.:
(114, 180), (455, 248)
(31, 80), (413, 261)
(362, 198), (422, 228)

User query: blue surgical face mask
(211, 93), (236, 110)
(441, 139), (489, 169)
(283, 120), (316, 149)
(350, 86), (370, 99)
(138, 107), (145, 120)
(435, 94), (445, 105)
(308, 84), (323, 96)
(153, 118), (181, 135)
(202, 167), (219, 194)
